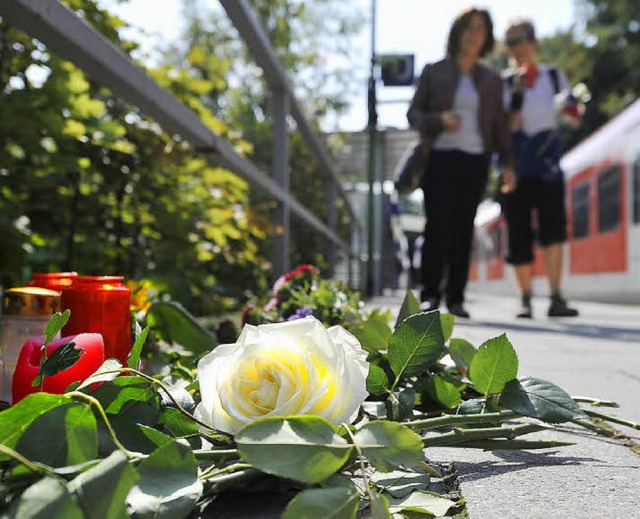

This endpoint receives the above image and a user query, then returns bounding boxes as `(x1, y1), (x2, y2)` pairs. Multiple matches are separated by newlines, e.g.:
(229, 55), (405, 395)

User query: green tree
(0, 0), (270, 314)
(161, 0), (363, 275)
(537, 0), (640, 145)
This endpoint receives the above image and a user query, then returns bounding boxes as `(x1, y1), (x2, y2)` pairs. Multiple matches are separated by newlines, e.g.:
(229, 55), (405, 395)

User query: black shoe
(547, 295), (578, 317)
(420, 297), (440, 312)
(447, 304), (470, 319)
(516, 292), (532, 319)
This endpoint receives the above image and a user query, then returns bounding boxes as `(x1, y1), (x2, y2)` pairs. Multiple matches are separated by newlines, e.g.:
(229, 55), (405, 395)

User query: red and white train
(470, 99), (640, 304)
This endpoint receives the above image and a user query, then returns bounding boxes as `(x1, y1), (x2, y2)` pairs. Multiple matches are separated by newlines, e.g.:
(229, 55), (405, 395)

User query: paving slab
(367, 290), (640, 518)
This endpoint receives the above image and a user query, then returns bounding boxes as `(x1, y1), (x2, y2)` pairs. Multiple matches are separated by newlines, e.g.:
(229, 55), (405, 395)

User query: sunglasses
(506, 36), (530, 47)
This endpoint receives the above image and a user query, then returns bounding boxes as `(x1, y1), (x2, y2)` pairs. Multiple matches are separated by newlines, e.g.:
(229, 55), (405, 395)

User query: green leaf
(351, 311), (393, 354)
(127, 439), (202, 519)
(128, 325), (150, 370)
(366, 363), (390, 396)
(427, 374), (462, 409)
(501, 376), (588, 424)
(15, 400), (98, 468)
(42, 310), (71, 344)
(158, 407), (201, 439)
(235, 416), (352, 484)
(39, 342), (81, 378)
(394, 290), (421, 329)
(77, 359), (122, 390)
(354, 421), (424, 472)
(448, 338), (476, 374)
(68, 450), (138, 519)
(440, 313), (455, 343)
(111, 422), (174, 455)
(468, 334), (519, 396)
(7, 476), (84, 519)
(145, 302), (217, 355)
(362, 401), (387, 418)
(387, 490), (456, 516)
(368, 490), (392, 519)
(0, 393), (70, 454)
(91, 376), (160, 426)
(371, 468), (431, 498)
(388, 312), (445, 382)
(385, 388), (417, 422)
(282, 486), (359, 519)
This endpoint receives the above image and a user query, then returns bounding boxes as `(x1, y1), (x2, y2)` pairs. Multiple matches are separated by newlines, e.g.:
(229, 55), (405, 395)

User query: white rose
(195, 316), (369, 435)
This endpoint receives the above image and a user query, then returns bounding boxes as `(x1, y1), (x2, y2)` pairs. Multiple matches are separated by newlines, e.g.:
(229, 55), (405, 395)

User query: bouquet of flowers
(0, 270), (636, 517)
(556, 82), (592, 128)
(242, 264), (369, 329)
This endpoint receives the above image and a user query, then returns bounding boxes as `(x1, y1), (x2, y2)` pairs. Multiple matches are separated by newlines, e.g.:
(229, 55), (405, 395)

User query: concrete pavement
(367, 290), (640, 518)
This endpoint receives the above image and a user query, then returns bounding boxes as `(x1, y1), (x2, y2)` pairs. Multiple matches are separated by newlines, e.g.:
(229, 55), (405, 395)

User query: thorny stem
(572, 396), (619, 408)
(418, 460), (443, 478)
(441, 439), (575, 450)
(200, 462), (252, 481)
(193, 448), (239, 460)
(583, 410), (640, 431)
(572, 418), (613, 436)
(404, 411), (518, 430)
(342, 423), (376, 505)
(422, 423), (550, 447)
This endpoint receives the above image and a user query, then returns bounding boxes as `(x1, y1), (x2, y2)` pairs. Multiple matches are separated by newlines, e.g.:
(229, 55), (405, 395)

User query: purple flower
(287, 307), (314, 321)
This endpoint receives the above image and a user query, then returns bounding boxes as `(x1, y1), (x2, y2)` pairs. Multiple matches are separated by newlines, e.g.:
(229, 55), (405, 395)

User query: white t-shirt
(503, 64), (570, 135)
(433, 74), (484, 154)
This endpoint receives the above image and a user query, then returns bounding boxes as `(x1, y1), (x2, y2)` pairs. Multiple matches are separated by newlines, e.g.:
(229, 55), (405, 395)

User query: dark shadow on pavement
(454, 319), (640, 344)
(452, 451), (605, 484)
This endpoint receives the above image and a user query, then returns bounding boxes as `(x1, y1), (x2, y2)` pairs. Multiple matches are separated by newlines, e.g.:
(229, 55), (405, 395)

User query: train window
(633, 157), (640, 224)
(572, 182), (589, 239)
(597, 165), (621, 233)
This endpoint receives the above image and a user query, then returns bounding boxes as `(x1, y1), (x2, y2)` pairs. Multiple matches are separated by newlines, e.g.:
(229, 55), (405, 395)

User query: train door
(568, 162), (627, 273)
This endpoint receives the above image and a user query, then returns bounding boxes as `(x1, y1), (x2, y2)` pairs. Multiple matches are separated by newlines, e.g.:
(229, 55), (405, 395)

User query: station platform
(367, 290), (640, 518)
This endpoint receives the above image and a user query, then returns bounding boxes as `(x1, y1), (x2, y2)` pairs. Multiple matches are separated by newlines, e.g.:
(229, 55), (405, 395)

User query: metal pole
(327, 180), (337, 277)
(273, 89), (290, 278)
(366, 0), (378, 297)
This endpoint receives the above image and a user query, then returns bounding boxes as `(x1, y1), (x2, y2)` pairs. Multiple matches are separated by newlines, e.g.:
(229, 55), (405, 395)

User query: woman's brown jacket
(407, 57), (513, 169)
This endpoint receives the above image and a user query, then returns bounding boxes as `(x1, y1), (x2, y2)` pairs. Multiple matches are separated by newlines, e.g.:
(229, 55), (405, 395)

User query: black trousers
(420, 150), (489, 306)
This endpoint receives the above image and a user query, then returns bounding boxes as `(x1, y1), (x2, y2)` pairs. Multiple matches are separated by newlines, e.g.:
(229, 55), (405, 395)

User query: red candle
(28, 272), (78, 292)
(11, 333), (104, 404)
(61, 276), (131, 366)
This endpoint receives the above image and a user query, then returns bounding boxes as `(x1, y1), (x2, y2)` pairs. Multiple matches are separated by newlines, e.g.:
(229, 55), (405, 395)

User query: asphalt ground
(367, 290), (640, 518)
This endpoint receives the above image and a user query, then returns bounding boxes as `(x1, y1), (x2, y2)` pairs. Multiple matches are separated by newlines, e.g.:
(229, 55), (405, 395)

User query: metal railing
(1, 0), (363, 281)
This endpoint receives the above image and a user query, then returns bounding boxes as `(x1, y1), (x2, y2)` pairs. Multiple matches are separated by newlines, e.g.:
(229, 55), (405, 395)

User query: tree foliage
(538, 0), (640, 147)
(0, 0), (271, 314)
(161, 0), (363, 271)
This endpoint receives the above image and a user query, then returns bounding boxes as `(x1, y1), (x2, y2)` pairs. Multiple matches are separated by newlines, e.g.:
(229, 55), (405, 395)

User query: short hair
(446, 7), (495, 58)
(505, 19), (537, 44)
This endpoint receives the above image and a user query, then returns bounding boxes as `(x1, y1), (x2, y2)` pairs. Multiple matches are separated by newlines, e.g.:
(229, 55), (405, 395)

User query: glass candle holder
(0, 287), (61, 404)
(61, 276), (132, 366)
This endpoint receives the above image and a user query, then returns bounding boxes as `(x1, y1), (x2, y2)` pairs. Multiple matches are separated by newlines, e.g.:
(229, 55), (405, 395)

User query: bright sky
(99, 0), (576, 131)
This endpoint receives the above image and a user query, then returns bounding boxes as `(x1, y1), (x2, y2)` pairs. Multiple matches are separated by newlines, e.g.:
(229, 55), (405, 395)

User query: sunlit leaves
(127, 440), (203, 518)
(388, 311), (445, 381)
(501, 376), (588, 424)
(468, 334), (519, 396)
(236, 416), (424, 484)
(235, 416), (352, 484)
